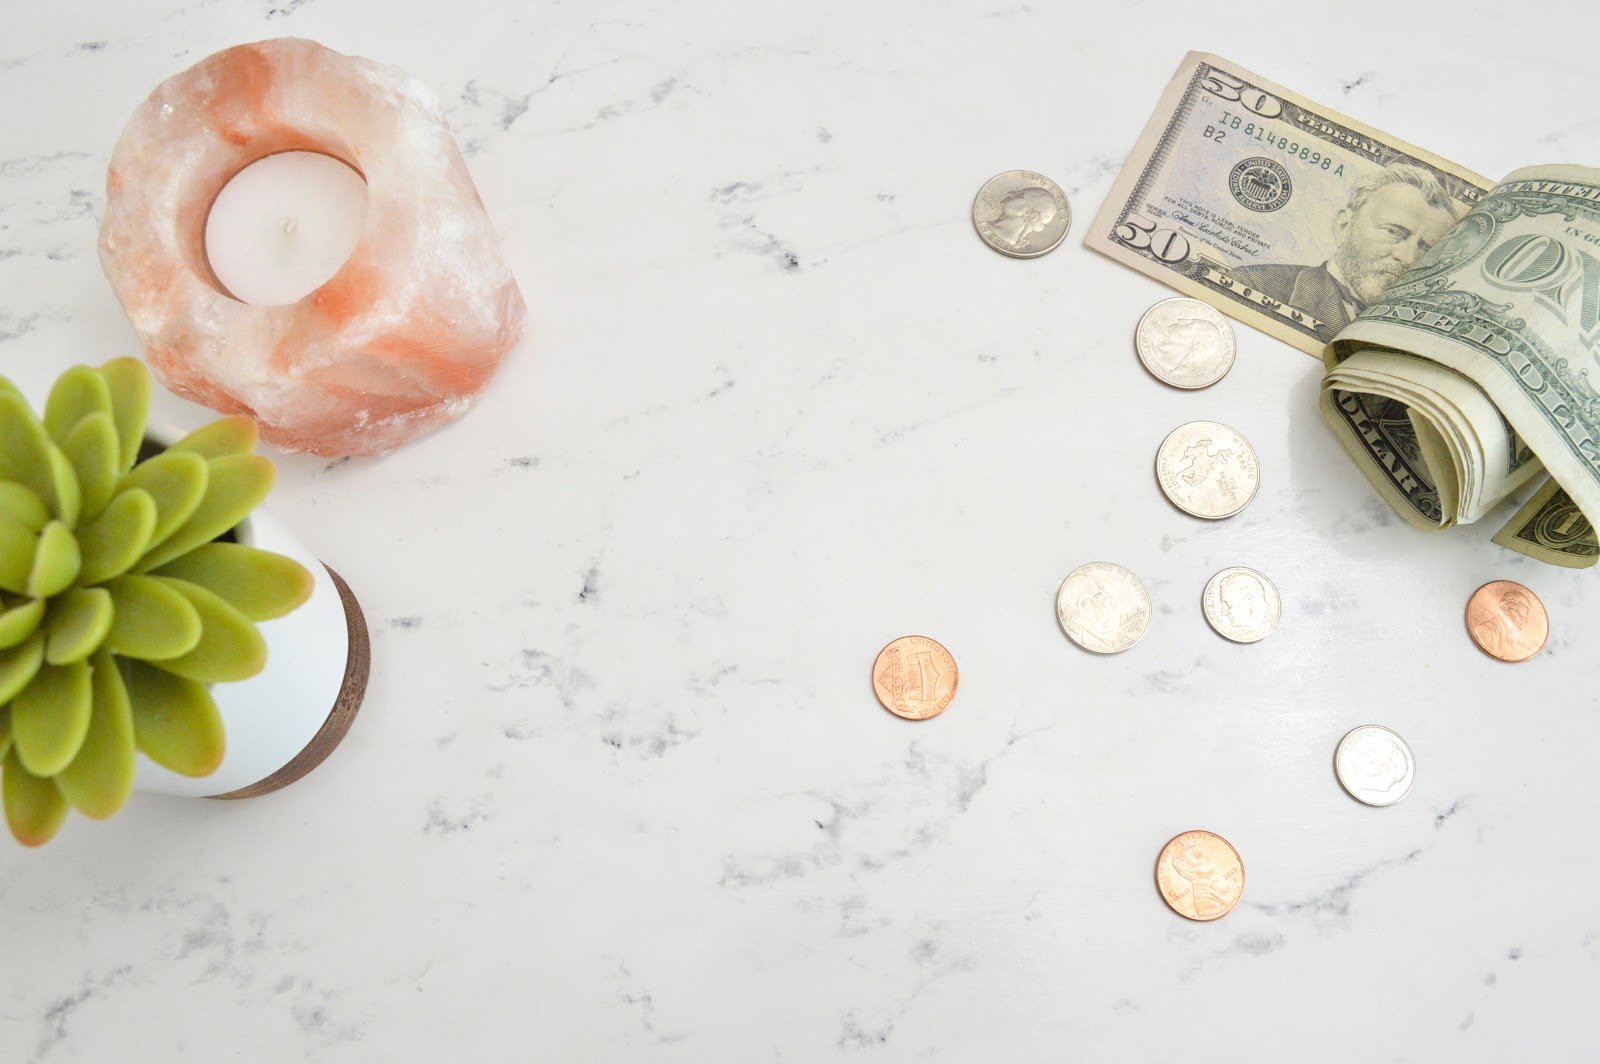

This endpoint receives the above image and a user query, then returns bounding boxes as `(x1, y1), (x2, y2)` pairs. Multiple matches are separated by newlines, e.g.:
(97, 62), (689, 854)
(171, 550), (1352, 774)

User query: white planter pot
(129, 427), (369, 798)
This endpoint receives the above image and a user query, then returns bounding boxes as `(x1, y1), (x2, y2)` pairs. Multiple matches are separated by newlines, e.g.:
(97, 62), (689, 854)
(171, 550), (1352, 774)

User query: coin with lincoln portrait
(1156, 830), (1244, 922)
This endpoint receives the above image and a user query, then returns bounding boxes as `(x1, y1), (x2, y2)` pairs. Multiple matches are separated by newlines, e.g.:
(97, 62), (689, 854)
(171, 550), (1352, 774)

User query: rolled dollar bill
(1323, 165), (1600, 566)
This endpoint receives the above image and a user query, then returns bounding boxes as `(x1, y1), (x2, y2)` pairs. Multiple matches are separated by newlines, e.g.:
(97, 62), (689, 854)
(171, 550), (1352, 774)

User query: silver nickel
(972, 171), (1071, 259)
(1335, 725), (1415, 807)
(1056, 562), (1151, 654)
(1201, 567), (1280, 643)
(1136, 298), (1237, 389)
(1155, 421), (1260, 519)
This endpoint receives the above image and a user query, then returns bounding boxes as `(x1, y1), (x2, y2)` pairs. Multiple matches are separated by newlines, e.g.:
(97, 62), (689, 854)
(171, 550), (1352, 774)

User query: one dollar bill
(1326, 165), (1600, 567)
(1087, 52), (1493, 355)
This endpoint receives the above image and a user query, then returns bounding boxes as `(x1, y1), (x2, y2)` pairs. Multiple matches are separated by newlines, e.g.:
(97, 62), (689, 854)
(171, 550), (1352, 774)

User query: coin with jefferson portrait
(1056, 562), (1151, 654)
(972, 170), (1071, 258)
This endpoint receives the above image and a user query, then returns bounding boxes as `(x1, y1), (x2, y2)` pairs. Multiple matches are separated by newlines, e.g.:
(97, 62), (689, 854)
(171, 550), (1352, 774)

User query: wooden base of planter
(207, 566), (370, 800)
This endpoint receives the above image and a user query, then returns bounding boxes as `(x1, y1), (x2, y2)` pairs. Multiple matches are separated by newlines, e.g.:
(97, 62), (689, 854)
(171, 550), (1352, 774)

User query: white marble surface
(2, 2), (1597, 1060)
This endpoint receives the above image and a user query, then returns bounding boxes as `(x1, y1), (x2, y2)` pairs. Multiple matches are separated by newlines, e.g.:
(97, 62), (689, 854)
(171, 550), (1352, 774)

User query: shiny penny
(1201, 566), (1280, 643)
(1465, 580), (1548, 662)
(1136, 297), (1237, 389)
(871, 635), (958, 720)
(1334, 725), (1415, 807)
(1056, 562), (1151, 654)
(1156, 830), (1244, 922)
(972, 170), (1071, 258)
(1155, 420), (1260, 519)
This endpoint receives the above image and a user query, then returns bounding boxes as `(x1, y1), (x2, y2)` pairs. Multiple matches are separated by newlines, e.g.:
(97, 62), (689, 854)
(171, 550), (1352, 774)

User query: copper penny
(871, 635), (958, 721)
(1465, 580), (1548, 662)
(1155, 830), (1244, 921)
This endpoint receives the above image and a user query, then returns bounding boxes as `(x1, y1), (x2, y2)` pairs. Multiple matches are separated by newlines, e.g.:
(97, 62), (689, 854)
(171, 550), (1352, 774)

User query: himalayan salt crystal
(98, 38), (526, 457)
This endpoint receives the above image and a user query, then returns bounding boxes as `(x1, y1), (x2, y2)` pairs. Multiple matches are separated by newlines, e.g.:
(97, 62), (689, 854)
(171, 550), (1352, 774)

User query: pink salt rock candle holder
(98, 38), (526, 457)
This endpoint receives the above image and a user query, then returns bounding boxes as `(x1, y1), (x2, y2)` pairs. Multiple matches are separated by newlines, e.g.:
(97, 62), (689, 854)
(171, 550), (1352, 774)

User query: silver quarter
(1201, 567), (1280, 643)
(972, 171), (1071, 258)
(1136, 298), (1237, 389)
(1335, 725), (1415, 807)
(1056, 562), (1151, 654)
(1155, 421), (1260, 519)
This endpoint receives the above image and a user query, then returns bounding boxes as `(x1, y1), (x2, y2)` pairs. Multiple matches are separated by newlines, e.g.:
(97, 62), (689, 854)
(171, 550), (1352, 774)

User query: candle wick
(281, 217), (298, 235)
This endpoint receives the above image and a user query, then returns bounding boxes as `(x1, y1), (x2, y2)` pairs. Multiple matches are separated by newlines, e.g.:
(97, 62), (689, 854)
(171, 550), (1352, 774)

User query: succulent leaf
(3, 748), (68, 847)
(169, 416), (259, 460)
(77, 489), (158, 586)
(0, 397), (79, 526)
(152, 543), (313, 622)
(0, 596), (44, 650)
(118, 450), (208, 553)
(44, 587), (113, 665)
(0, 631), (45, 705)
(105, 575), (202, 660)
(98, 358), (151, 475)
(43, 365), (113, 449)
(0, 706), (9, 760)
(45, 444), (82, 528)
(0, 482), (49, 532)
(0, 376), (19, 400)
(148, 578), (268, 683)
(64, 413), (120, 523)
(124, 659), (225, 777)
(54, 649), (136, 819)
(0, 395), (56, 508)
(10, 658), (93, 776)
(28, 521), (83, 599)
(0, 517), (36, 594)
(138, 455), (274, 572)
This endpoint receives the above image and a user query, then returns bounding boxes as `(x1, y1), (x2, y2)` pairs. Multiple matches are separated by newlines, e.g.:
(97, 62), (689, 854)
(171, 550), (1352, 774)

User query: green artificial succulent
(0, 359), (312, 846)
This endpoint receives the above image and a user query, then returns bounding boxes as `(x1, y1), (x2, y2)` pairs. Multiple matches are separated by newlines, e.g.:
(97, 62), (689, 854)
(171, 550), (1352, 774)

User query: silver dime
(1334, 725), (1415, 807)
(1056, 562), (1150, 654)
(1154, 421), (1260, 519)
(1136, 298), (1237, 389)
(1201, 567), (1280, 643)
(972, 171), (1071, 258)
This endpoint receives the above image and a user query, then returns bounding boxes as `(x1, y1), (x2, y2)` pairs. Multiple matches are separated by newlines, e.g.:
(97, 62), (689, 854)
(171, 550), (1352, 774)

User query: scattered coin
(1136, 297), (1237, 389)
(1334, 725), (1415, 807)
(1056, 562), (1151, 654)
(1155, 830), (1244, 921)
(1201, 566), (1280, 643)
(972, 170), (1071, 258)
(1155, 420), (1260, 519)
(871, 635), (958, 720)
(1465, 580), (1548, 662)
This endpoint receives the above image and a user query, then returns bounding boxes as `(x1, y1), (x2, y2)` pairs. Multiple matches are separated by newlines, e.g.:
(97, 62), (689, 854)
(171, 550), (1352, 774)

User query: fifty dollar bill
(1087, 52), (1492, 354)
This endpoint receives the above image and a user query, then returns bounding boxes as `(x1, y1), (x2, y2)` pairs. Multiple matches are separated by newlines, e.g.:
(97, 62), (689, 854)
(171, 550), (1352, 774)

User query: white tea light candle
(204, 151), (368, 306)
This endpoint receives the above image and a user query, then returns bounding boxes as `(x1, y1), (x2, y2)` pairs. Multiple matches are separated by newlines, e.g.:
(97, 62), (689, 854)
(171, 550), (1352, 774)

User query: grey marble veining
(2, 1), (1597, 1060)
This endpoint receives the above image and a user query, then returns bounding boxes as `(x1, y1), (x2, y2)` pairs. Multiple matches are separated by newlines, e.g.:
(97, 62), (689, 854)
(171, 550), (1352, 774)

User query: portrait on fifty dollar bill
(1229, 163), (1460, 340)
